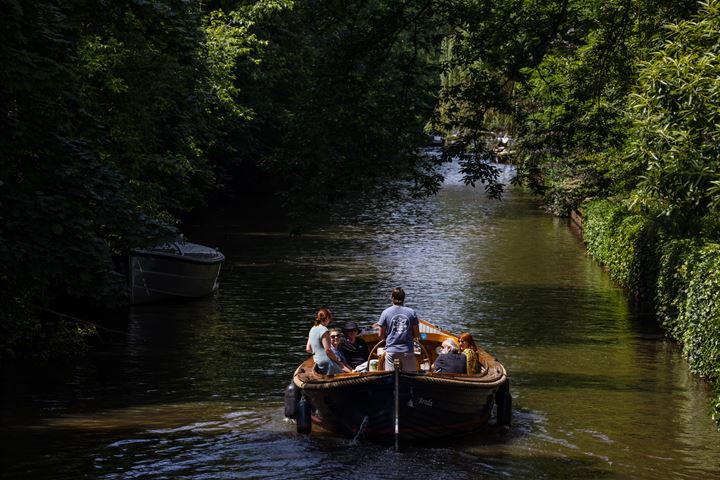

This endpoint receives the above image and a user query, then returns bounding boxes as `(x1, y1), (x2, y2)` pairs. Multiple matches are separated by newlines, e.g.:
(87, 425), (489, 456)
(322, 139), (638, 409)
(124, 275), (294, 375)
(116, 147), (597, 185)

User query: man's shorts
(384, 351), (416, 372)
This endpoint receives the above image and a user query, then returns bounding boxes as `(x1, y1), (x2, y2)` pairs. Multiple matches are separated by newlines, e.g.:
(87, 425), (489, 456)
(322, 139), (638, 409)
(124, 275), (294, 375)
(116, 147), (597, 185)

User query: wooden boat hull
(291, 319), (509, 442)
(295, 365), (500, 440)
(129, 242), (224, 305)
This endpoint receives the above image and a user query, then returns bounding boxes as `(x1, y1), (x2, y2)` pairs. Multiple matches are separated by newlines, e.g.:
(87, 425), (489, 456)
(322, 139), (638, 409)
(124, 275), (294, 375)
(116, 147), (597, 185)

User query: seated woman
(305, 308), (344, 375)
(458, 332), (481, 374)
(329, 328), (353, 373)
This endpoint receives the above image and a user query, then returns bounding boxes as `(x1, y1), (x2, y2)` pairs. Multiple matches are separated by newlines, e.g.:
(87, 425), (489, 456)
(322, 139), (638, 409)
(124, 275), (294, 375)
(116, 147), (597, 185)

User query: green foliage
(713, 383), (720, 424)
(75, 0), (218, 217)
(626, 0), (720, 220)
(235, 0), (446, 207)
(655, 239), (696, 338)
(510, 0), (698, 214)
(656, 239), (720, 420)
(0, 0), (268, 359)
(584, 199), (720, 422)
(678, 244), (720, 380)
(433, 0), (576, 198)
(581, 199), (654, 294)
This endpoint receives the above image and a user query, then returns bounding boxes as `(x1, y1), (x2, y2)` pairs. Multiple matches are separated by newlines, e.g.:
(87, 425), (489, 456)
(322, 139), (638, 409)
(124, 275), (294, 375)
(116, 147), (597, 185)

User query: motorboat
(284, 319), (511, 448)
(129, 241), (225, 305)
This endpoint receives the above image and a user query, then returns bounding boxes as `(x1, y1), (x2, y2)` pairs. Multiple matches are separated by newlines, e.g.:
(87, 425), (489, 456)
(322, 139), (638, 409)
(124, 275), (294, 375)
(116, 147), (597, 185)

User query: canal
(2, 160), (719, 479)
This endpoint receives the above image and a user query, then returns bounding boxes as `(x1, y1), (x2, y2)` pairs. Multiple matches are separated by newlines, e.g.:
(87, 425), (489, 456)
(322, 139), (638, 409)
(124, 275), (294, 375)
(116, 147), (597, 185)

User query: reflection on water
(2, 159), (719, 479)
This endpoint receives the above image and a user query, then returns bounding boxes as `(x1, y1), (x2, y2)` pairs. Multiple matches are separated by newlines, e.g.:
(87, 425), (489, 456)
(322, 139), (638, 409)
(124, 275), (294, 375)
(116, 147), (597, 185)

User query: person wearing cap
(378, 286), (420, 372)
(340, 321), (369, 370)
(431, 338), (467, 374)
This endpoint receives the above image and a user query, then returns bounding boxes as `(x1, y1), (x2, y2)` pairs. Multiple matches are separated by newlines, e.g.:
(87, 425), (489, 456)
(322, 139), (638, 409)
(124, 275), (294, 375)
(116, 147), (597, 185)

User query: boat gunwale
(293, 360), (507, 390)
(294, 318), (508, 390)
(132, 249), (225, 265)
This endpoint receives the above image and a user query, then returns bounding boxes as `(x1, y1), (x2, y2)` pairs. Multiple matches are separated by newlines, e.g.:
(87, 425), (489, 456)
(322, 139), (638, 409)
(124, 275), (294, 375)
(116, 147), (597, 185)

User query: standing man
(378, 287), (420, 372)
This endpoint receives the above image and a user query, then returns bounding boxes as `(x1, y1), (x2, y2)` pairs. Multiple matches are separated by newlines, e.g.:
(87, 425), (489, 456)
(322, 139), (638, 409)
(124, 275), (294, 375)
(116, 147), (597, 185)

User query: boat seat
(376, 353), (428, 372)
(416, 353), (430, 372)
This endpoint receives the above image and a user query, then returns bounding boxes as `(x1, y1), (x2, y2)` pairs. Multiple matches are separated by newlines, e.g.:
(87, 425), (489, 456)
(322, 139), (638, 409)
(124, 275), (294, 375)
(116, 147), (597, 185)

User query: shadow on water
(1, 400), (533, 480)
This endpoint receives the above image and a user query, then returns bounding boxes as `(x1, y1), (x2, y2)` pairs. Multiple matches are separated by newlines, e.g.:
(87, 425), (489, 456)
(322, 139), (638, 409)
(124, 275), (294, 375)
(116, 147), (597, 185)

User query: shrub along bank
(581, 199), (720, 423)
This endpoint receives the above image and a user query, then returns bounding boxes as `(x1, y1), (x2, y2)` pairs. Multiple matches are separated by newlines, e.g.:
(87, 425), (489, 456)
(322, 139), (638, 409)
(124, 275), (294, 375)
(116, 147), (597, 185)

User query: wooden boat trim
(294, 360), (506, 389)
(295, 318), (507, 385)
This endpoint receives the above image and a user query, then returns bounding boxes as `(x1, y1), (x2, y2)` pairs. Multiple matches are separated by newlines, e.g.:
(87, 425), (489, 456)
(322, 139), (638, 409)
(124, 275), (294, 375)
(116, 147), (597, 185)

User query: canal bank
(575, 199), (720, 423)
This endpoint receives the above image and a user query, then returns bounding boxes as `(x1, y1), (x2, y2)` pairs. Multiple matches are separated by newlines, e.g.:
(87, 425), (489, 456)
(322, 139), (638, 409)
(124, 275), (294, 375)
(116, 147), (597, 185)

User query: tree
(0, 0), (271, 358)
(512, 0), (698, 214)
(626, 0), (720, 226)
(227, 0), (447, 212)
(432, 0), (698, 213)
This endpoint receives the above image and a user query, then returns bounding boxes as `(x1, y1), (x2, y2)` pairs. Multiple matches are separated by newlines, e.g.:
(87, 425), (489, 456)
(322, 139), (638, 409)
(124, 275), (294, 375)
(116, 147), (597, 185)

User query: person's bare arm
(321, 332), (343, 364)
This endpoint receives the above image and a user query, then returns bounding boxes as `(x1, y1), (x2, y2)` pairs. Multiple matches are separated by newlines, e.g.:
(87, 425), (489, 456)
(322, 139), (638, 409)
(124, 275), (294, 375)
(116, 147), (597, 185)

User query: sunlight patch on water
(23, 402), (277, 434)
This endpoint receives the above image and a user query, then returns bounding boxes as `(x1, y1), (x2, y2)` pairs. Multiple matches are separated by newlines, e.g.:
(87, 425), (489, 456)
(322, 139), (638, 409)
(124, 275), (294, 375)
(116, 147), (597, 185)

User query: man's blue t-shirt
(378, 305), (418, 353)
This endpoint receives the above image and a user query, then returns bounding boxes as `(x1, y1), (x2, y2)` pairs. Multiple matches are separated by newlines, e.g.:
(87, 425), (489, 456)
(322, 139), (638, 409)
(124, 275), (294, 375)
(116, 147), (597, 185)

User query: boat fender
(296, 397), (312, 435)
(284, 381), (301, 419)
(495, 379), (512, 426)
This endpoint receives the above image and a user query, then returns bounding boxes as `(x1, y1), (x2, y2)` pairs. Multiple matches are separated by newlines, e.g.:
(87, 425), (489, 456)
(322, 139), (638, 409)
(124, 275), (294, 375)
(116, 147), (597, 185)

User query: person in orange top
(458, 332), (481, 374)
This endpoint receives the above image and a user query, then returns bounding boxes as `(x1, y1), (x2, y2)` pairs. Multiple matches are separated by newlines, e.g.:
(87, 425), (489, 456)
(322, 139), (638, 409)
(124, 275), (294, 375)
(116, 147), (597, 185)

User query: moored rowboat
(285, 319), (511, 444)
(129, 241), (225, 305)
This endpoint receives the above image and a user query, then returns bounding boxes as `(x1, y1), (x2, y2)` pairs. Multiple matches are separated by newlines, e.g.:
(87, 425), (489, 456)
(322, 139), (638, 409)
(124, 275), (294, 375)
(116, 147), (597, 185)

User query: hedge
(582, 199), (720, 423)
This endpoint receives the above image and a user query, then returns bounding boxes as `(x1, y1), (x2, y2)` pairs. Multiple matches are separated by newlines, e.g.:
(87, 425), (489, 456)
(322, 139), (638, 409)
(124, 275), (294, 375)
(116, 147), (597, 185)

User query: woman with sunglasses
(458, 332), (481, 374)
(329, 328), (353, 373)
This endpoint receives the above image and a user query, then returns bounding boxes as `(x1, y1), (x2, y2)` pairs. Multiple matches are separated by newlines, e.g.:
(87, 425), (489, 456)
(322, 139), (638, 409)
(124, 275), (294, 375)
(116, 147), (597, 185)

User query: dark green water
(2, 161), (719, 479)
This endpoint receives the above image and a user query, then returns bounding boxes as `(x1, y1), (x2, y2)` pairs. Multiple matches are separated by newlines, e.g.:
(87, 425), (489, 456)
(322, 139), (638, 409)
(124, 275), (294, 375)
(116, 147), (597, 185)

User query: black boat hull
(298, 372), (497, 441)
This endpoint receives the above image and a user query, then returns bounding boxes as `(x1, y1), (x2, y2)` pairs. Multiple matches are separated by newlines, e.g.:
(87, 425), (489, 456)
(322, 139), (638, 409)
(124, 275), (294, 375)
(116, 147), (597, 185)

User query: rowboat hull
(129, 242), (224, 305)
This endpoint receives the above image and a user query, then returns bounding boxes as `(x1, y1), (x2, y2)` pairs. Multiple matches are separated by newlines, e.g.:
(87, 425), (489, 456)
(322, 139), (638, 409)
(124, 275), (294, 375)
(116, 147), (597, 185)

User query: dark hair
(314, 308), (333, 325)
(391, 287), (405, 305)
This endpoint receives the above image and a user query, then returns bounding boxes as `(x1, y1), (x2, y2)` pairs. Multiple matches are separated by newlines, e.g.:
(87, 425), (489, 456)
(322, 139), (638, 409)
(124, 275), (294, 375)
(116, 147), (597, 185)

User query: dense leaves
(583, 200), (720, 422)
(235, 0), (446, 206)
(627, 0), (720, 221)
(0, 0), (265, 358)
